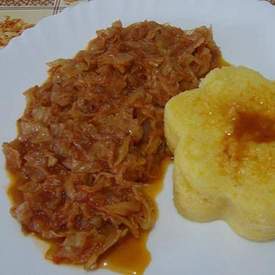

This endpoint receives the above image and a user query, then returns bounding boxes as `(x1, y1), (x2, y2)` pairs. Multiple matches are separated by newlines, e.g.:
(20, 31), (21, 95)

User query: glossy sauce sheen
(8, 158), (171, 275)
(234, 111), (275, 143)
(223, 110), (275, 170)
(99, 158), (171, 275)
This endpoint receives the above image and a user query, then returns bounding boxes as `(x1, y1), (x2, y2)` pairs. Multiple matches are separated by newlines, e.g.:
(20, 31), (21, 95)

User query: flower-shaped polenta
(164, 66), (275, 241)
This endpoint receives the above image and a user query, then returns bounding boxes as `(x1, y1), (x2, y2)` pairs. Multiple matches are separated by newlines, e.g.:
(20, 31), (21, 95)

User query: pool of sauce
(223, 110), (275, 173)
(233, 111), (275, 143)
(7, 157), (171, 275)
(99, 158), (171, 275)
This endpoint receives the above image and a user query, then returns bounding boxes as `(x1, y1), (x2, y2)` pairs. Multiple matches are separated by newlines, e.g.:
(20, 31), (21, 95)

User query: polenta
(165, 66), (275, 241)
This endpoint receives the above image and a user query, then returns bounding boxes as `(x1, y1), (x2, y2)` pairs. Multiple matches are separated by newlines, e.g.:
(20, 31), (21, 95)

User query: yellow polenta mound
(165, 66), (275, 241)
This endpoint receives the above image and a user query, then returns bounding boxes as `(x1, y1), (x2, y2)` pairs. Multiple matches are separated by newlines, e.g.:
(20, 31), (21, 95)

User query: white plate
(1, 0), (275, 274)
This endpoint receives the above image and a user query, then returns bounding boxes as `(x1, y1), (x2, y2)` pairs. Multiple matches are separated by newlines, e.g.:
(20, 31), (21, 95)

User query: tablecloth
(0, 0), (90, 47)
(0, 1), (89, 23)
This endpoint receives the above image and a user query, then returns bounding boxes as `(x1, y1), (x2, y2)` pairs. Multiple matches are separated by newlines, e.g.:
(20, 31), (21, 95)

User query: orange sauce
(7, 172), (24, 205)
(233, 111), (275, 143)
(7, 157), (171, 275)
(223, 111), (275, 176)
(99, 158), (171, 275)
(100, 231), (150, 275)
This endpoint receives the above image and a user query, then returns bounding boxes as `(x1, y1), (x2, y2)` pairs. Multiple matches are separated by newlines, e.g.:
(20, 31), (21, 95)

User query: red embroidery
(0, 0), (55, 7)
